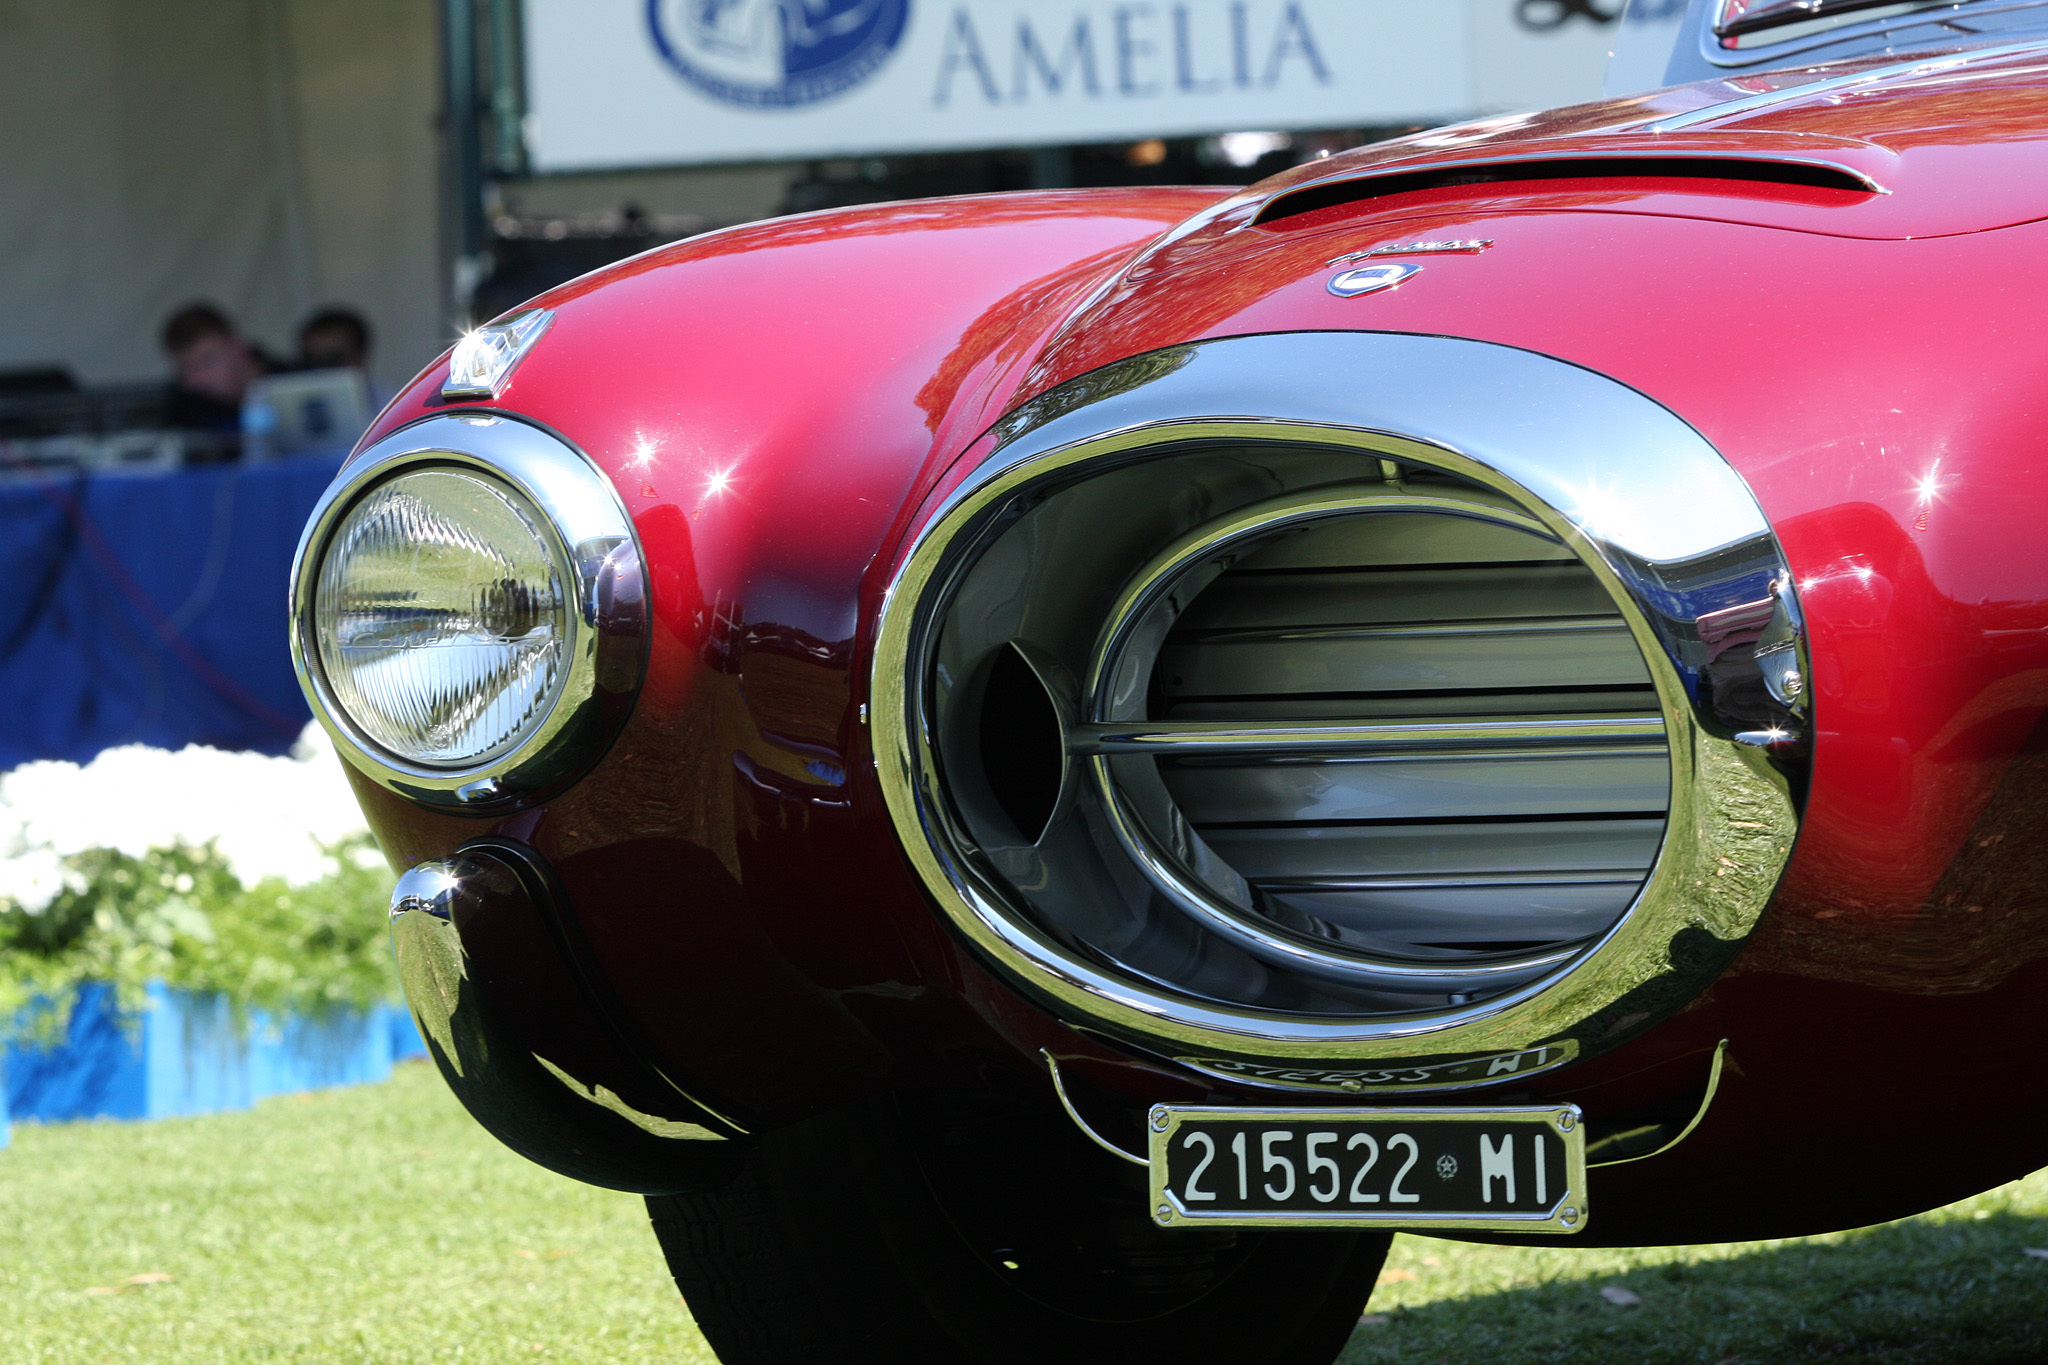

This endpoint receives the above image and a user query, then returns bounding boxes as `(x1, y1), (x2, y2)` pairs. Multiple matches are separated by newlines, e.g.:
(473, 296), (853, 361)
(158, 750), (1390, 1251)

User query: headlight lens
(313, 467), (571, 766)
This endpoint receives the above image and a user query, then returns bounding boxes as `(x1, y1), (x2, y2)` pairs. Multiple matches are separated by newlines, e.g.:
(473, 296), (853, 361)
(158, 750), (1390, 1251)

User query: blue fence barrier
(389, 1003), (429, 1063)
(3, 983), (427, 1124)
(0, 456), (341, 770)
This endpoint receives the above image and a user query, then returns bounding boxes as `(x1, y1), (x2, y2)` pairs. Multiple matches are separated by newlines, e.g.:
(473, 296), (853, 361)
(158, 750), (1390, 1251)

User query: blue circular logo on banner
(648, 0), (910, 109)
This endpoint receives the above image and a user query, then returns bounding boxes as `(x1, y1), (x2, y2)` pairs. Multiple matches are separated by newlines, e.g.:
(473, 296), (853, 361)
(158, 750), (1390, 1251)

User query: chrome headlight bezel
(290, 412), (647, 814)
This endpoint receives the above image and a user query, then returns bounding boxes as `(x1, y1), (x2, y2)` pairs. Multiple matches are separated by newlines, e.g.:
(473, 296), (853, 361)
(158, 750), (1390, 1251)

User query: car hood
(1131, 35), (2048, 272)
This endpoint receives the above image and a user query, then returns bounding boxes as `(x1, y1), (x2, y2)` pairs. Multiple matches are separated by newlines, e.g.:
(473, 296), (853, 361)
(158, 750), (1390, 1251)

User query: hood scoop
(1237, 40), (2048, 242)
(1253, 151), (1883, 228)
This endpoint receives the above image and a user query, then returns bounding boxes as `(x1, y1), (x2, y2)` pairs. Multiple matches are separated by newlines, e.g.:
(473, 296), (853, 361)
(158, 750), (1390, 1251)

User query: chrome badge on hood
(1327, 262), (1421, 297)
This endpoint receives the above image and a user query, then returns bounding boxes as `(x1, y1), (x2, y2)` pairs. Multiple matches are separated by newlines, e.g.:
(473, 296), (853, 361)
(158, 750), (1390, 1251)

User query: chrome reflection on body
(1586, 1039), (1728, 1168)
(871, 331), (1803, 1075)
(442, 308), (553, 401)
(533, 1056), (725, 1142)
(291, 413), (647, 814)
(1042, 1050), (1149, 1167)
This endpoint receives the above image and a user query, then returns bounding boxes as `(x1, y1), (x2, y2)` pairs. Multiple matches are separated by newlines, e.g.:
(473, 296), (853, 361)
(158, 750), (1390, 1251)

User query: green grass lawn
(1346, 1185), (2048, 1365)
(3, 1063), (2045, 1364)
(0, 1061), (711, 1364)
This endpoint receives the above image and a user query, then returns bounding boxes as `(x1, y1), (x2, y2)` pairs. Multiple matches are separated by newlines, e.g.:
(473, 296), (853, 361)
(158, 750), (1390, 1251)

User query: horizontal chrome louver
(1145, 505), (1670, 966)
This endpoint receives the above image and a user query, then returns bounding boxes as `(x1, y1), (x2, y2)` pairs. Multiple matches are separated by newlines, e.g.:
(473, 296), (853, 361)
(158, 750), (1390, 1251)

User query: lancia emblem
(1327, 262), (1421, 298)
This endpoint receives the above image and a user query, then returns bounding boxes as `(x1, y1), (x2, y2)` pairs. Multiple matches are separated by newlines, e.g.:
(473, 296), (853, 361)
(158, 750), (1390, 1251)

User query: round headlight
(292, 414), (647, 812)
(314, 468), (570, 766)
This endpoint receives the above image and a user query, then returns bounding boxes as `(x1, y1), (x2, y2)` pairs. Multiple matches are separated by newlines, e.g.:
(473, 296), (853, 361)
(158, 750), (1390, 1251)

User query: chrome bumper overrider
(389, 848), (739, 1193)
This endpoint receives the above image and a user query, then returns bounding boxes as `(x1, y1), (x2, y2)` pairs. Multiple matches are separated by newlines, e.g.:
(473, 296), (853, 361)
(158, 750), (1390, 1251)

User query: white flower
(0, 846), (85, 914)
(0, 723), (373, 892)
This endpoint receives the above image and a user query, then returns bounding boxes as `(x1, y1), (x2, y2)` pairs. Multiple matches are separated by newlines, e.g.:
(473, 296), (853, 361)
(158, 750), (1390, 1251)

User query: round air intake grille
(922, 446), (1670, 1019)
(874, 331), (1805, 1070)
(1121, 493), (1669, 978)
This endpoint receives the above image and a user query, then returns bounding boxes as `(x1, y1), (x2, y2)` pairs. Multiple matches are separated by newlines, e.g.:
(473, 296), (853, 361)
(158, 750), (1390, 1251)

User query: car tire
(646, 1090), (1392, 1365)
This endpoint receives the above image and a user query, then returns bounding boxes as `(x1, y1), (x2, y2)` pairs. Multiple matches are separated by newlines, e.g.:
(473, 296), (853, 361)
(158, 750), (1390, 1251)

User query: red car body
(300, 24), (2048, 1362)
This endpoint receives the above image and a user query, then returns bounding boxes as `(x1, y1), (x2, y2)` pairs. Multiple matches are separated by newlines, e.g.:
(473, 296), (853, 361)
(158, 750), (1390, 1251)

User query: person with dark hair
(160, 302), (268, 433)
(297, 307), (372, 373)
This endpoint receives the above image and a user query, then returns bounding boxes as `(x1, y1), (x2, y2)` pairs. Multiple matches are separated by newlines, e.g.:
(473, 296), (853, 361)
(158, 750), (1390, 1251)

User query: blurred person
(297, 305), (391, 410)
(160, 303), (270, 433)
(296, 306), (371, 373)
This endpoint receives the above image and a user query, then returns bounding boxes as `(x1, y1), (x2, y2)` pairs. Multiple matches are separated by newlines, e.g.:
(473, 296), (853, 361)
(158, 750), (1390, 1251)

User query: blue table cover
(0, 455), (341, 770)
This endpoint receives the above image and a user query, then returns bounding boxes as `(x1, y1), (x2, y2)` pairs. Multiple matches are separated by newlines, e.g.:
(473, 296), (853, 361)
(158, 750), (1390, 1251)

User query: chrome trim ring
(290, 412), (647, 814)
(872, 331), (1804, 1072)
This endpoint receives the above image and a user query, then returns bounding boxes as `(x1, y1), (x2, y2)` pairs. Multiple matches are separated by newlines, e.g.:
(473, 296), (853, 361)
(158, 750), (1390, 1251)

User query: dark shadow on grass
(1340, 1210), (2048, 1365)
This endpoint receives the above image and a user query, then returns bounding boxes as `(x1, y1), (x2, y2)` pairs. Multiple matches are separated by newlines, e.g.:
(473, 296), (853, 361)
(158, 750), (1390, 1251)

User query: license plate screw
(1156, 1204), (1174, 1222)
(1560, 1206), (1581, 1227)
(1555, 1110), (1577, 1132)
(1150, 1106), (1169, 1132)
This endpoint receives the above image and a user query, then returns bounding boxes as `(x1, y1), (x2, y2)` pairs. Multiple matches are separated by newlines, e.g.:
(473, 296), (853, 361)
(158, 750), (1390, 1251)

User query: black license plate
(1147, 1104), (1586, 1233)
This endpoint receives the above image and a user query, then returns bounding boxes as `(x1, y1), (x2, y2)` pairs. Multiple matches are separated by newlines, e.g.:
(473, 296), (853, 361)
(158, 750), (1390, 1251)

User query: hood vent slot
(1254, 155), (1880, 226)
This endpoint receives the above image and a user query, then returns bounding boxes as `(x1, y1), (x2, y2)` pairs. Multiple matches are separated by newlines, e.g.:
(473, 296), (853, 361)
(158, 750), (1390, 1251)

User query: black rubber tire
(646, 1091), (1391, 1365)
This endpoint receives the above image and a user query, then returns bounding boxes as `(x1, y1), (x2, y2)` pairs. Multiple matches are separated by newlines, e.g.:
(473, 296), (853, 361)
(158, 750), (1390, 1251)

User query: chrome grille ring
(874, 333), (1804, 1088)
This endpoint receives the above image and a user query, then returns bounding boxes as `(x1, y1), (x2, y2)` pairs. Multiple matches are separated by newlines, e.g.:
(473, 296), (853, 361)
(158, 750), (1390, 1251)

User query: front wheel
(646, 1090), (1391, 1365)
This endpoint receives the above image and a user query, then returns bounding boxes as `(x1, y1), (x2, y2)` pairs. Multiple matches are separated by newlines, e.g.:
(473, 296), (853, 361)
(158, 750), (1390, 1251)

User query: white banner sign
(523, 1), (1617, 172)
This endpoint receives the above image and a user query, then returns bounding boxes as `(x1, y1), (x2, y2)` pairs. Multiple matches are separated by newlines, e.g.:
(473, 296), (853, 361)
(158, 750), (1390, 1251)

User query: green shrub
(0, 837), (396, 1045)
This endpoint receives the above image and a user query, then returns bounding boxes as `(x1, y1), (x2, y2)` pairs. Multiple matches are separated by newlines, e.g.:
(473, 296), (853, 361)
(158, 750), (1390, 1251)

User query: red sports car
(291, 3), (2048, 1359)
